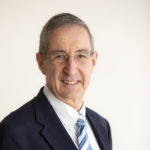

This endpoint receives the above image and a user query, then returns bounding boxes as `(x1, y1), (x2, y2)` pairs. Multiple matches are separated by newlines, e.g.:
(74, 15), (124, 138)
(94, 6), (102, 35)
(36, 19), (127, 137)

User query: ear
(36, 52), (46, 75)
(91, 51), (98, 71)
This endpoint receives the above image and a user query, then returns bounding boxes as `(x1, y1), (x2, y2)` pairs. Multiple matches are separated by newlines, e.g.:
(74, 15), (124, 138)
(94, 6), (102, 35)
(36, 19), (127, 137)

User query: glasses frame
(40, 51), (94, 64)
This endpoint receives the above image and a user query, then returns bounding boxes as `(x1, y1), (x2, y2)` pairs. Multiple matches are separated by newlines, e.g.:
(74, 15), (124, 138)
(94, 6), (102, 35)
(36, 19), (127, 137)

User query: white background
(0, 0), (150, 149)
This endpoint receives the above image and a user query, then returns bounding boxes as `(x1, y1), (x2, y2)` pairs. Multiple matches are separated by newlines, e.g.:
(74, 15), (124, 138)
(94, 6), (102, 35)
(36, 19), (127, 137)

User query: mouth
(61, 80), (80, 85)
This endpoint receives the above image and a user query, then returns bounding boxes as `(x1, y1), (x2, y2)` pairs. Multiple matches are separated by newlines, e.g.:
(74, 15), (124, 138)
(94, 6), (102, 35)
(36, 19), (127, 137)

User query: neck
(56, 96), (84, 112)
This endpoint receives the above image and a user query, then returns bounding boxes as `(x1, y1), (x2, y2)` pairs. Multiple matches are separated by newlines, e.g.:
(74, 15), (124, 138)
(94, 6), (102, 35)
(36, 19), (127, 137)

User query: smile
(61, 80), (79, 85)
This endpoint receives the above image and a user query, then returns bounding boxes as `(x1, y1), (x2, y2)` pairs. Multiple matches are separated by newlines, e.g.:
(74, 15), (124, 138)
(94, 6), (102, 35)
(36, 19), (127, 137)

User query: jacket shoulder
(0, 98), (35, 129)
(0, 88), (45, 127)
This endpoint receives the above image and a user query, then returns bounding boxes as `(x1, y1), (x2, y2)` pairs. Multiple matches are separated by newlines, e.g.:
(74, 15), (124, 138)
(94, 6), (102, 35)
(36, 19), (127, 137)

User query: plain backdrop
(0, 0), (150, 149)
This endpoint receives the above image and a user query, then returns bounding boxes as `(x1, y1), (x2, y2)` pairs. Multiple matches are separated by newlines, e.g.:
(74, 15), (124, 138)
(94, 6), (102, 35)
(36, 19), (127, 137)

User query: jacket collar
(33, 88), (77, 150)
(86, 108), (111, 150)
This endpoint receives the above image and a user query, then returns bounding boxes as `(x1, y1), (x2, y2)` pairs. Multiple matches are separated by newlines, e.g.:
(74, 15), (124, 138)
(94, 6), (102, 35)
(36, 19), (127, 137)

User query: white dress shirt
(43, 86), (100, 150)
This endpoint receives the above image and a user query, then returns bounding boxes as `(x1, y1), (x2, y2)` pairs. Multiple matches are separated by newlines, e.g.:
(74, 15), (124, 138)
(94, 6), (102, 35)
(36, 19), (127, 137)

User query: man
(0, 13), (112, 150)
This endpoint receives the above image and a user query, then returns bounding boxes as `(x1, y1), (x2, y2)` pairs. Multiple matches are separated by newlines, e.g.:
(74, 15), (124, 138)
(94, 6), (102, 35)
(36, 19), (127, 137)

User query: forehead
(48, 25), (91, 54)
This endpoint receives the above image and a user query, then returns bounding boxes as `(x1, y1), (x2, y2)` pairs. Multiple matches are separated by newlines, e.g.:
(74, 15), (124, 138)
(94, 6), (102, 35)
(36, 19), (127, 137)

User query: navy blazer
(0, 88), (112, 150)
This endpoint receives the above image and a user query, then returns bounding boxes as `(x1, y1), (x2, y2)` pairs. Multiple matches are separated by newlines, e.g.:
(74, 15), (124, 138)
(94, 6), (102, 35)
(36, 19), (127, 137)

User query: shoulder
(0, 99), (37, 145)
(0, 98), (35, 130)
(0, 88), (45, 128)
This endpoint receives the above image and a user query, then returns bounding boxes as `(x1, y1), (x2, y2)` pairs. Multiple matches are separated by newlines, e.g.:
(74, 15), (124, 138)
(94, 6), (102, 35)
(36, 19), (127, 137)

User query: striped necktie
(76, 113), (93, 150)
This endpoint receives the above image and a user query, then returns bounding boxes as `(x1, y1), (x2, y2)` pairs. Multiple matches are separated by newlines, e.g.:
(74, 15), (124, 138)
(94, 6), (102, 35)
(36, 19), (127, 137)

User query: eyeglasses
(41, 50), (94, 65)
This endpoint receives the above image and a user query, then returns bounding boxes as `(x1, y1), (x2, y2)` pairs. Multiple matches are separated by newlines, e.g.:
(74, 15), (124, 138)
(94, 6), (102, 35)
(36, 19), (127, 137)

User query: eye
(77, 54), (87, 59)
(54, 54), (67, 62)
(55, 55), (66, 59)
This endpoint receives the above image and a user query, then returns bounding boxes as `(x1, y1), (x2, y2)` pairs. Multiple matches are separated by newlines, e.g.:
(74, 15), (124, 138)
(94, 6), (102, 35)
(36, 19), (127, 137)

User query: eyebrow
(50, 49), (66, 55)
(50, 49), (90, 55)
(75, 49), (90, 54)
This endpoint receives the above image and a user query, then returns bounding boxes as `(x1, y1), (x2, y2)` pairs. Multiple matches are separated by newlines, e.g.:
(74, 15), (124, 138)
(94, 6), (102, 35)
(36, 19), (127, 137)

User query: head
(37, 13), (97, 111)
(39, 13), (94, 56)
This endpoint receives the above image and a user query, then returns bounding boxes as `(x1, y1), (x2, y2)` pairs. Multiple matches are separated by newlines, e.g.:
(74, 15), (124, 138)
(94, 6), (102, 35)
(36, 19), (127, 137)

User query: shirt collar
(43, 86), (86, 127)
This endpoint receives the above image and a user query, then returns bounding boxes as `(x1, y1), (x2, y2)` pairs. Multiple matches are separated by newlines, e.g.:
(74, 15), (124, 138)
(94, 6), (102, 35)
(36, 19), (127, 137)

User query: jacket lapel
(33, 88), (77, 150)
(86, 108), (107, 150)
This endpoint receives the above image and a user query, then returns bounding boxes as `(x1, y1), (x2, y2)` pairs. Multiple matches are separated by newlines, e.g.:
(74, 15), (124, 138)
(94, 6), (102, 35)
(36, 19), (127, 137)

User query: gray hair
(39, 13), (94, 55)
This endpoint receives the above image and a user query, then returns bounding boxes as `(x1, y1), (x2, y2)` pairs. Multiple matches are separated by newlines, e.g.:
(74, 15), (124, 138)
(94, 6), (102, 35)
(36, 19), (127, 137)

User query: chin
(62, 93), (81, 101)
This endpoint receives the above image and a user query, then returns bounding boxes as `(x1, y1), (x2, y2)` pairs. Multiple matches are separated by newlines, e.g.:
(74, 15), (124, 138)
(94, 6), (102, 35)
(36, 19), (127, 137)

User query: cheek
(46, 64), (63, 81)
(45, 65), (55, 83)
(80, 64), (93, 83)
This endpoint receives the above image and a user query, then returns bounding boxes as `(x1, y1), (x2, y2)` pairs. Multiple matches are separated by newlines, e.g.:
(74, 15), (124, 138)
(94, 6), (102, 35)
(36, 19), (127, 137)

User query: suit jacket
(0, 88), (112, 150)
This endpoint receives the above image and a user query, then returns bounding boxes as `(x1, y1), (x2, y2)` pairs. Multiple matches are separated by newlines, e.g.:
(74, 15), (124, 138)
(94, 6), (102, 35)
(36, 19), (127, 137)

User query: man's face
(37, 25), (97, 110)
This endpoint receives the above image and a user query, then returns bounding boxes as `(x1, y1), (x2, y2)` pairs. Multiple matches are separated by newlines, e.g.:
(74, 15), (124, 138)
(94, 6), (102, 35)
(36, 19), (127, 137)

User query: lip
(61, 80), (80, 86)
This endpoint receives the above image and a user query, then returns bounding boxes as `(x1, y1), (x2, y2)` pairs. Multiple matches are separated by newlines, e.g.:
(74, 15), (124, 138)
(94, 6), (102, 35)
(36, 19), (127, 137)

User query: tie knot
(77, 118), (85, 125)
(76, 113), (86, 126)
(76, 113), (93, 149)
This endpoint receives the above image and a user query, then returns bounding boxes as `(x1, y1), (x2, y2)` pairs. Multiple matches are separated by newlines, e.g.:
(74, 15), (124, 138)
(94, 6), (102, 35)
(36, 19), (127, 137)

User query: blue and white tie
(76, 113), (93, 150)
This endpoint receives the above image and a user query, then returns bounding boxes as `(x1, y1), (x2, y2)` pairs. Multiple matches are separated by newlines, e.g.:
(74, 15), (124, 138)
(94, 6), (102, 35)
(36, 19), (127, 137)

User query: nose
(63, 56), (78, 76)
